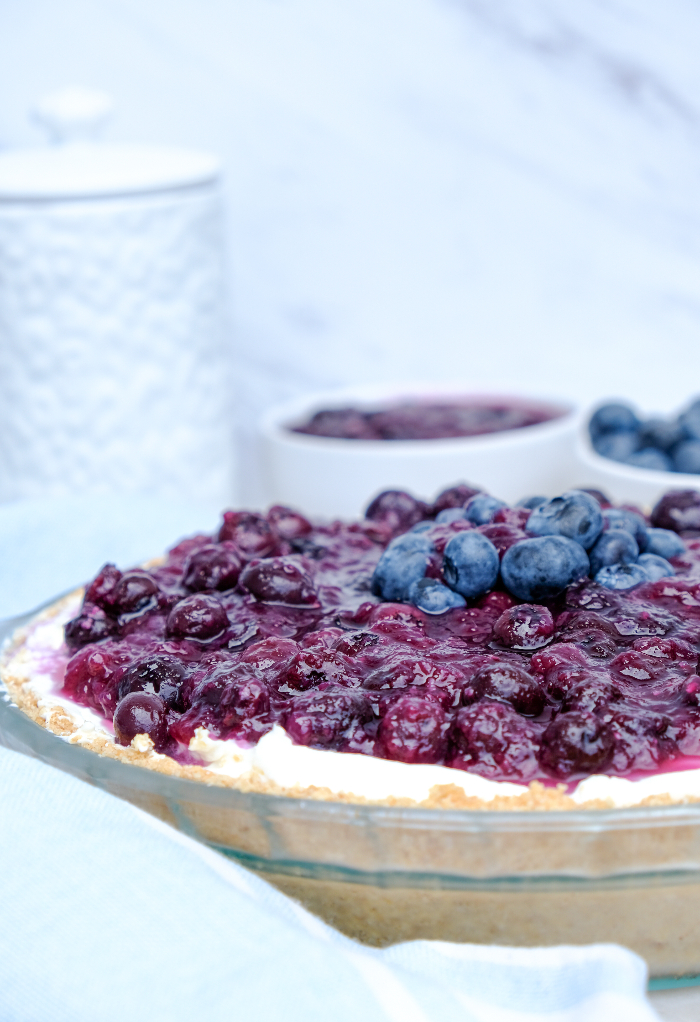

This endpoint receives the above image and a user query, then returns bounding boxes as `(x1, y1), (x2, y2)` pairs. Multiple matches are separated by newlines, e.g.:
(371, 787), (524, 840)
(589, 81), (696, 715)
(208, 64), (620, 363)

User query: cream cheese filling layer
(8, 593), (700, 808)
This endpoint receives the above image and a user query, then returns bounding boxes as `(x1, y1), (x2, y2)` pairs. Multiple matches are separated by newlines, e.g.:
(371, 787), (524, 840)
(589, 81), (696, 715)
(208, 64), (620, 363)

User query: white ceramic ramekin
(574, 413), (700, 510)
(259, 384), (579, 518)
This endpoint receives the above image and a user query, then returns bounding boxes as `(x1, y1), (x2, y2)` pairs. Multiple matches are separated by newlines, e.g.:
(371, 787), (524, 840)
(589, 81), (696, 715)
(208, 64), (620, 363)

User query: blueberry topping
(431, 483), (482, 514)
(466, 662), (546, 717)
(365, 490), (427, 533)
(218, 511), (277, 559)
(651, 490), (700, 532)
(378, 695), (448, 764)
(167, 594), (228, 640)
(594, 562), (648, 590)
(371, 532), (432, 601)
(285, 685), (372, 748)
(588, 529), (639, 577)
(644, 528), (686, 559)
(408, 577), (467, 615)
(239, 557), (317, 605)
(184, 543), (242, 592)
(637, 553), (675, 582)
(443, 531), (499, 598)
(501, 536), (589, 601)
(118, 654), (187, 710)
(526, 490), (603, 549)
(64, 605), (117, 649)
(539, 711), (614, 777)
(493, 604), (554, 650)
(463, 493), (507, 525)
(113, 691), (169, 751)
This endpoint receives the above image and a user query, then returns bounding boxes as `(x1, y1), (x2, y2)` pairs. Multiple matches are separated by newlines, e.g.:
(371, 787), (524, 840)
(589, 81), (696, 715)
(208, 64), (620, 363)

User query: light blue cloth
(0, 745), (659, 1022)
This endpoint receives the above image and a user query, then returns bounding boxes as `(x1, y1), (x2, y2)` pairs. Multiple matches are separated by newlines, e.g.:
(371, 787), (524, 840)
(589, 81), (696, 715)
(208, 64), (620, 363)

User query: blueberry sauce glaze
(292, 400), (560, 441)
(60, 489), (700, 788)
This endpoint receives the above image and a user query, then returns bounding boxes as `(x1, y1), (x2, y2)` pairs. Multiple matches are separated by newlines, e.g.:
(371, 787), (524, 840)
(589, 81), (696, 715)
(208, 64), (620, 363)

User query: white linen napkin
(0, 745), (659, 1022)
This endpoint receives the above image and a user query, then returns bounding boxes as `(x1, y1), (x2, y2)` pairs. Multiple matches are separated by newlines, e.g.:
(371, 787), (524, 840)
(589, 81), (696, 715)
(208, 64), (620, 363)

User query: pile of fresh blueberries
(589, 398), (700, 474)
(372, 488), (685, 615)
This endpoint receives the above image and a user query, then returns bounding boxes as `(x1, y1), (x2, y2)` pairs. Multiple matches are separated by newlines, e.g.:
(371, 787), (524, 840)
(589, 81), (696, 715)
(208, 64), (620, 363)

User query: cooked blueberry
(463, 493), (507, 525)
(651, 489), (700, 532)
(431, 483), (481, 514)
(435, 507), (470, 524)
(539, 711), (613, 777)
(673, 440), (700, 475)
(378, 695), (448, 764)
(112, 572), (159, 614)
(167, 594), (228, 640)
(592, 432), (639, 462)
(118, 654), (187, 710)
(285, 685), (372, 748)
(266, 505), (313, 540)
(113, 692), (169, 751)
(516, 495), (547, 510)
(365, 490), (427, 533)
(501, 536), (589, 601)
(644, 528), (686, 559)
(239, 557), (317, 605)
(526, 491), (602, 549)
(449, 702), (540, 779)
(594, 562), (648, 590)
(467, 662), (545, 716)
(84, 563), (123, 612)
(218, 511), (277, 558)
(625, 448), (672, 472)
(443, 531), (499, 598)
(589, 403), (639, 438)
(679, 398), (700, 440)
(588, 529), (639, 577)
(64, 605), (117, 649)
(637, 553), (675, 582)
(408, 577), (466, 614)
(184, 542), (242, 592)
(371, 532), (432, 601)
(493, 604), (554, 650)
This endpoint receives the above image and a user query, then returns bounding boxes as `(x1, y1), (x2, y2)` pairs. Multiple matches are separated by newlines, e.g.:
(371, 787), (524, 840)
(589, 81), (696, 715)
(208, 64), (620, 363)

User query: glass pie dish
(2, 603), (700, 984)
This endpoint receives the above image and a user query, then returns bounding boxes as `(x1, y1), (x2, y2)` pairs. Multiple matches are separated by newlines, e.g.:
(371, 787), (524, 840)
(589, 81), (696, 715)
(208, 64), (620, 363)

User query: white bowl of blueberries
(373, 486), (687, 619)
(575, 397), (700, 507)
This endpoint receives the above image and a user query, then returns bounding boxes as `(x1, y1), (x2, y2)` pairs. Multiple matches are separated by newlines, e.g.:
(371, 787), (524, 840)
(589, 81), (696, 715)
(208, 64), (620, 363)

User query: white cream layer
(7, 593), (700, 808)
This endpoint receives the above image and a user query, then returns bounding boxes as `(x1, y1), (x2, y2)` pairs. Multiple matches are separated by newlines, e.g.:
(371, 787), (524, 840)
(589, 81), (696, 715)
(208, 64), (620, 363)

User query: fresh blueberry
(526, 490), (602, 549)
(594, 563), (648, 590)
(673, 440), (700, 475)
(592, 431), (639, 462)
(442, 531), (499, 598)
(410, 521), (434, 533)
(679, 398), (700, 441)
(644, 528), (686, 559)
(371, 533), (433, 602)
(408, 577), (467, 614)
(625, 448), (673, 472)
(639, 417), (687, 453)
(435, 507), (470, 524)
(637, 553), (675, 582)
(603, 508), (648, 550)
(588, 529), (639, 577)
(501, 536), (589, 601)
(464, 493), (507, 525)
(516, 495), (547, 510)
(589, 403), (639, 438)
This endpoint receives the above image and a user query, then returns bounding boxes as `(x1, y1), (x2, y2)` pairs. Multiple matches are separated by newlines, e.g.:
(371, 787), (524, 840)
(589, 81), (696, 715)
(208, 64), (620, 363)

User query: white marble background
(0, 0), (699, 504)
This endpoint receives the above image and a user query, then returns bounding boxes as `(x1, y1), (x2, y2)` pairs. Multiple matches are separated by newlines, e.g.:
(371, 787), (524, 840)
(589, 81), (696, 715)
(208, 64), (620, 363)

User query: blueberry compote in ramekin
(6, 484), (700, 807)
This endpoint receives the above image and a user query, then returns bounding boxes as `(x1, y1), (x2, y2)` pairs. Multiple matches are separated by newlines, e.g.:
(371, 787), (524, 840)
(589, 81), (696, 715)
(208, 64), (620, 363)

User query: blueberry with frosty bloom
(463, 493), (507, 525)
(637, 553), (675, 582)
(501, 536), (589, 601)
(526, 491), (603, 549)
(595, 563), (648, 590)
(588, 529), (639, 577)
(603, 508), (648, 550)
(371, 532), (433, 601)
(644, 528), (686, 560)
(443, 531), (499, 599)
(408, 577), (466, 615)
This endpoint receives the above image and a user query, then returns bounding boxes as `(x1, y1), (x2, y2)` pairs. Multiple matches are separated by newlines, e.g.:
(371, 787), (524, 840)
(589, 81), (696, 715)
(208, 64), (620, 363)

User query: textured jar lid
(0, 87), (220, 200)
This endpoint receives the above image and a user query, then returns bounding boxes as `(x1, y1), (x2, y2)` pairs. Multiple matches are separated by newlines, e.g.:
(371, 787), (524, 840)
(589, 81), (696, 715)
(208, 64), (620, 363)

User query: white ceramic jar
(260, 384), (579, 518)
(0, 89), (233, 505)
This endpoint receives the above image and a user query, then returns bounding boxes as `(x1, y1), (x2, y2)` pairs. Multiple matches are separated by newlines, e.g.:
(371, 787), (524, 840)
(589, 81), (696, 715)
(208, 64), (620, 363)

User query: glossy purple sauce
(291, 400), (562, 441)
(57, 492), (700, 786)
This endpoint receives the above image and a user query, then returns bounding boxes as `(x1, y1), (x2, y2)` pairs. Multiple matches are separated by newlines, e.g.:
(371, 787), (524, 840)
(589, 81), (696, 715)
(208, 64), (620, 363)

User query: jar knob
(32, 87), (114, 144)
